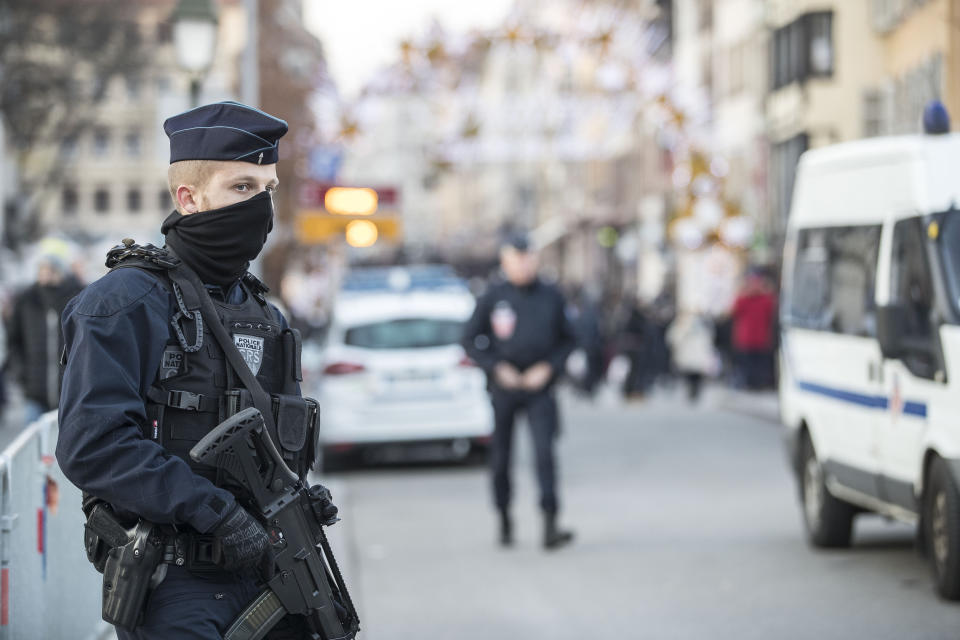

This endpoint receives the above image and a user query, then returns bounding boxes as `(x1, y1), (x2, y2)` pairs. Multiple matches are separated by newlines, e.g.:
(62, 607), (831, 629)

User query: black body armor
(107, 241), (319, 488)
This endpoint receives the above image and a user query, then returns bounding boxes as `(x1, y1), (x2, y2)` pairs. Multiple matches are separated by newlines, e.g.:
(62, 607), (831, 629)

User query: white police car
(314, 266), (493, 468)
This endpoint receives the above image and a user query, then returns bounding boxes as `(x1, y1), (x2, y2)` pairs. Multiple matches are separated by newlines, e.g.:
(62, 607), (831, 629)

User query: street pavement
(326, 385), (960, 640)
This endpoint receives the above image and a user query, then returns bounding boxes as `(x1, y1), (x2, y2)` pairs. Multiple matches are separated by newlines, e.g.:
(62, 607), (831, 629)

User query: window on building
(125, 76), (141, 101)
(94, 187), (110, 213)
(93, 128), (110, 158)
(156, 21), (172, 43)
(60, 135), (78, 161)
(724, 41), (746, 97)
(807, 12), (834, 77)
(788, 225), (881, 337)
(159, 188), (172, 212)
(697, 0), (713, 31)
(771, 11), (834, 89)
(771, 133), (808, 225)
(863, 88), (886, 137)
(127, 187), (142, 213)
(125, 130), (141, 157)
(62, 185), (78, 216)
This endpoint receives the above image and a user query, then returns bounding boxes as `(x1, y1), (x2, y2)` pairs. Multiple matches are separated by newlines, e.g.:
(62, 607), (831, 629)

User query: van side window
(790, 230), (830, 328)
(788, 225), (880, 336)
(890, 218), (933, 338)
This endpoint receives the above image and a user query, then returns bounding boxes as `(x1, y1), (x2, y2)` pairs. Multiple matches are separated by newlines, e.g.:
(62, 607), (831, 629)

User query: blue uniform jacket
(56, 267), (286, 534)
(462, 278), (577, 386)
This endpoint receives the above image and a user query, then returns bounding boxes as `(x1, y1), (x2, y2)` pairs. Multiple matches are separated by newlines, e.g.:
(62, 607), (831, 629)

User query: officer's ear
(175, 184), (201, 215)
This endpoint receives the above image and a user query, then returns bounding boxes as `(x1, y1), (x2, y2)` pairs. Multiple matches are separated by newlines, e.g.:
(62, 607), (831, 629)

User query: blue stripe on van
(902, 401), (928, 418)
(797, 381), (927, 418)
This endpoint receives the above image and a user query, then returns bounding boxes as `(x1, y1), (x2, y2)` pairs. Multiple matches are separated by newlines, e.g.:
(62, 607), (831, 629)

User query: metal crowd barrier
(0, 412), (108, 640)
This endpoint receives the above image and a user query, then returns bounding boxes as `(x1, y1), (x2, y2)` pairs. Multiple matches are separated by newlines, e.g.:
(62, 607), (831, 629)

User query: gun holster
(101, 520), (165, 630)
(83, 498), (165, 630)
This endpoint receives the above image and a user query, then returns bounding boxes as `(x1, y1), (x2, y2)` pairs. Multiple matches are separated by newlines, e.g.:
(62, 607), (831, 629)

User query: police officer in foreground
(462, 233), (577, 550)
(56, 102), (337, 638)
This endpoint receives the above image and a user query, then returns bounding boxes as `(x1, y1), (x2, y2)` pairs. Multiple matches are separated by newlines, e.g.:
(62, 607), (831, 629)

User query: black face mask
(161, 190), (274, 288)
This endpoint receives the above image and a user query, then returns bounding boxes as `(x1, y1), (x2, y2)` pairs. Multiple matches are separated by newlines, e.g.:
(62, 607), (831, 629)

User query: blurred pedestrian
(648, 291), (676, 388)
(462, 233), (577, 550)
(731, 270), (777, 390)
(6, 242), (82, 424)
(569, 286), (605, 396)
(617, 297), (652, 399)
(666, 311), (716, 402)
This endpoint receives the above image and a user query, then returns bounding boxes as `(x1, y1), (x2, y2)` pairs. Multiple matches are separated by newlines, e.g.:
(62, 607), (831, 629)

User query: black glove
(309, 484), (340, 526)
(211, 503), (270, 572)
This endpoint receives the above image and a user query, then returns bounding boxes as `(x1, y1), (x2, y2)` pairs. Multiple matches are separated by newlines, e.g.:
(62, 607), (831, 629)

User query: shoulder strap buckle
(106, 240), (180, 270)
(242, 272), (270, 305)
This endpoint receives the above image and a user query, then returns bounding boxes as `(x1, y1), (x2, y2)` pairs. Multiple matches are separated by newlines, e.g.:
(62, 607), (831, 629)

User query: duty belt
(161, 531), (220, 574)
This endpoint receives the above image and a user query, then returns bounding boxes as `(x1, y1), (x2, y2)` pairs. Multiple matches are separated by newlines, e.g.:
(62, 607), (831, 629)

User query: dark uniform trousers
(490, 387), (560, 514)
(115, 565), (309, 640)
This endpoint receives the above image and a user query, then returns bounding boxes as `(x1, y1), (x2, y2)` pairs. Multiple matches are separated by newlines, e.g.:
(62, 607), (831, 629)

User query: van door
(879, 216), (941, 514)
(784, 226), (884, 497)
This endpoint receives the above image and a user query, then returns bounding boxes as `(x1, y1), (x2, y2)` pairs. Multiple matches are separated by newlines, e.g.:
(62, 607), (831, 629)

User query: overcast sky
(304, 0), (514, 98)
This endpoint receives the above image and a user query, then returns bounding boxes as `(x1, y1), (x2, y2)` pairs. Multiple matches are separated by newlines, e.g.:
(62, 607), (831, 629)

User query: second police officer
(56, 102), (338, 638)
(462, 234), (577, 550)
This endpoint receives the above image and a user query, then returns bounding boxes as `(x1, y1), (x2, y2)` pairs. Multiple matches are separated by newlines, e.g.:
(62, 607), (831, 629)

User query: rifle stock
(190, 408), (359, 640)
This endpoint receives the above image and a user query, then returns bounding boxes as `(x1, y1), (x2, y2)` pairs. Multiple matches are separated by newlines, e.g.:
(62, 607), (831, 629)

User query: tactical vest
(106, 242), (319, 488)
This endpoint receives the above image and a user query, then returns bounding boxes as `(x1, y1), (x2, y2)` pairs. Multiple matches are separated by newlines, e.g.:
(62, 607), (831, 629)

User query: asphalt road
(325, 386), (960, 640)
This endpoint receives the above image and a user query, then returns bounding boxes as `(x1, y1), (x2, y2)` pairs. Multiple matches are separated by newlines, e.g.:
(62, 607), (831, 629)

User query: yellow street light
(345, 219), (378, 248)
(325, 187), (378, 216)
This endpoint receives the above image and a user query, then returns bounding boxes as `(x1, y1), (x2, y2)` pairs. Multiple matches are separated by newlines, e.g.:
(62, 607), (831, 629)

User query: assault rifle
(190, 407), (360, 640)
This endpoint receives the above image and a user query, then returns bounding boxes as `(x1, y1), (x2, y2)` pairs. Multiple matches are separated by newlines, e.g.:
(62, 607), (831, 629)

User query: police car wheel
(925, 457), (960, 600)
(800, 436), (854, 548)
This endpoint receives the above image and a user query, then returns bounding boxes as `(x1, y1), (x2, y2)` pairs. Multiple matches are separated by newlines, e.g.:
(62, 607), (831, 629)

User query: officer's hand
(309, 483), (340, 526)
(211, 503), (270, 572)
(494, 362), (523, 389)
(521, 361), (553, 392)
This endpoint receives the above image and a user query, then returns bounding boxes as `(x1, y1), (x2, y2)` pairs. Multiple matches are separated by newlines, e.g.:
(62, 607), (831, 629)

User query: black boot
(498, 509), (513, 547)
(543, 511), (574, 550)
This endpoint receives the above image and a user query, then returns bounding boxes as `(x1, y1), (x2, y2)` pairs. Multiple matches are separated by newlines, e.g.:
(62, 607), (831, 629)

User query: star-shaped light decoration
(461, 114), (481, 139)
(426, 41), (447, 66)
(399, 40), (416, 66)
(502, 25), (526, 46)
(591, 29), (614, 56)
(338, 116), (360, 141)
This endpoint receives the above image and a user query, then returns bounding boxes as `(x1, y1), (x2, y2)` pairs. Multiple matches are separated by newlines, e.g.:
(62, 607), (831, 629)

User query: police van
(779, 127), (960, 599)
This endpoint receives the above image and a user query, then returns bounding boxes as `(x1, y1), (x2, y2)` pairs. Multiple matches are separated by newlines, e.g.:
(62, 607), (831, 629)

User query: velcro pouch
(275, 394), (308, 452)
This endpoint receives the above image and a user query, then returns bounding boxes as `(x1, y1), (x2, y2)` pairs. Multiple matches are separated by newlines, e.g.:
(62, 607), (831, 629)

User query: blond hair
(167, 160), (229, 213)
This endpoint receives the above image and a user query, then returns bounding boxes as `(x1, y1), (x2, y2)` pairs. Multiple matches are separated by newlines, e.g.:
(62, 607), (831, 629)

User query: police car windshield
(344, 318), (464, 350)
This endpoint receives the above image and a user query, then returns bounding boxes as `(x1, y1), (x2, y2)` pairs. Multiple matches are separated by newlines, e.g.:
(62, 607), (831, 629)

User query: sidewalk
(587, 380), (781, 424)
(714, 388), (780, 424)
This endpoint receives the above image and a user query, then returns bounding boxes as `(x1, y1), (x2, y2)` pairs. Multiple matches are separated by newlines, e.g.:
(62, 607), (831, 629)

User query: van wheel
(800, 437), (854, 548)
(924, 457), (960, 600)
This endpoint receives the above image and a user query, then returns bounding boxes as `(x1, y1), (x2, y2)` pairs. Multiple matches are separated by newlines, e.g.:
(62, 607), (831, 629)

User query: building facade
(765, 0), (960, 232)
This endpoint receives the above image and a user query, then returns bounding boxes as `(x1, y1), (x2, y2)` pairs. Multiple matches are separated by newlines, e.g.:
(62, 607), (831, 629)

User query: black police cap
(501, 231), (532, 252)
(163, 101), (288, 165)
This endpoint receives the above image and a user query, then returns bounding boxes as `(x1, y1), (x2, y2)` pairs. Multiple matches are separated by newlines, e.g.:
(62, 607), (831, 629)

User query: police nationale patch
(159, 346), (183, 380)
(234, 334), (265, 375)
